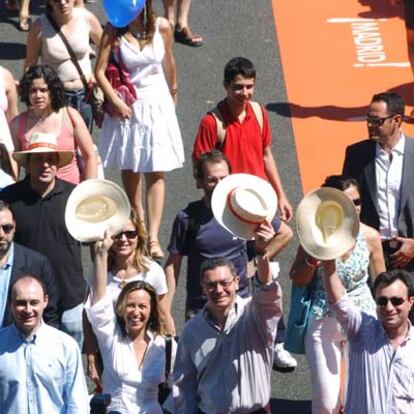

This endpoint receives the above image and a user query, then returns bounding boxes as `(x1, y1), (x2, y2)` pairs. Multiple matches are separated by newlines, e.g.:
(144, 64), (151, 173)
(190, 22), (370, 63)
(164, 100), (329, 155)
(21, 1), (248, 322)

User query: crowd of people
(0, 1), (414, 414)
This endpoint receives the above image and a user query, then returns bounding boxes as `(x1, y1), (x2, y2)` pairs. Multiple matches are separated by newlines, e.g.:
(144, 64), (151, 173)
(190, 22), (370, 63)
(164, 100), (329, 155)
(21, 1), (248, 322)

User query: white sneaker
(273, 343), (297, 372)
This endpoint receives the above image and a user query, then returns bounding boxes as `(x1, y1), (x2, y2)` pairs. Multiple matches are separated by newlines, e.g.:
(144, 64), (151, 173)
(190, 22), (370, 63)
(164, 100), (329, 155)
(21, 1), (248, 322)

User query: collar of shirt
(11, 319), (45, 344)
(220, 99), (253, 124)
(202, 296), (241, 332)
(22, 175), (65, 201)
(1, 242), (14, 270)
(380, 320), (413, 347)
(375, 133), (405, 158)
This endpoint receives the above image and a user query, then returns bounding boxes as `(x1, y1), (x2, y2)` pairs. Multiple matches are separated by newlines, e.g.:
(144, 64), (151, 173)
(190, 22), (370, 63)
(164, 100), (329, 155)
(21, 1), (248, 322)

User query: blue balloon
(103, 0), (145, 28)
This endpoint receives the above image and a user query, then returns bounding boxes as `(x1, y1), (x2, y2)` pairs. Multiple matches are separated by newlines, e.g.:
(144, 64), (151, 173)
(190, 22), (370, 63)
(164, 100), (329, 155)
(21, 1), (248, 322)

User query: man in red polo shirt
(192, 56), (292, 221)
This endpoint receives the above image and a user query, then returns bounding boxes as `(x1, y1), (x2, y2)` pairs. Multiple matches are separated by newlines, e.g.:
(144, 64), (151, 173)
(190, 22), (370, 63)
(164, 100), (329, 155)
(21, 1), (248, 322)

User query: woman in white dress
(95, 0), (184, 261)
(86, 227), (176, 413)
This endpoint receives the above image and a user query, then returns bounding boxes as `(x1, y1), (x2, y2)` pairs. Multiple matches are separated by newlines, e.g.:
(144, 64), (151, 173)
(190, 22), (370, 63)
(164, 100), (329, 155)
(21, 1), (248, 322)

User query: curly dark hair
(19, 65), (66, 111)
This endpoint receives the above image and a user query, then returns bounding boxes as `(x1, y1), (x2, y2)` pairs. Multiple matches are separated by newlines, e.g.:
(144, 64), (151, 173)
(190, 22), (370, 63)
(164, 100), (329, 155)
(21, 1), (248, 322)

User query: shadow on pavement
(0, 41), (26, 60)
(270, 398), (311, 414)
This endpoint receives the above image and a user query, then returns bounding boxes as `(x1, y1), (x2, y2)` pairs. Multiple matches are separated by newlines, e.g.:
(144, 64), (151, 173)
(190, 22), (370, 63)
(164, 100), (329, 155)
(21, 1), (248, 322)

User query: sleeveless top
(0, 67), (14, 151)
(18, 109), (80, 184)
(39, 8), (92, 83)
(311, 231), (376, 318)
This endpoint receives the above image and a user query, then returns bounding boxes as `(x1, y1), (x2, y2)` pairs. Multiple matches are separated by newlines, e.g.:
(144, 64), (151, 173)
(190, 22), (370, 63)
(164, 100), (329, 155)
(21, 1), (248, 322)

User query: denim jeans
(64, 88), (93, 133)
(60, 302), (84, 351)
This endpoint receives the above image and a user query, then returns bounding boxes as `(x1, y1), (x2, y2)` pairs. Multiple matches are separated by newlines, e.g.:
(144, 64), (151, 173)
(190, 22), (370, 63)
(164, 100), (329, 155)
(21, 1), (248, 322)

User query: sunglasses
(113, 230), (138, 240)
(376, 296), (407, 307)
(0, 224), (14, 234)
(352, 198), (361, 207)
(366, 114), (394, 126)
(203, 277), (236, 291)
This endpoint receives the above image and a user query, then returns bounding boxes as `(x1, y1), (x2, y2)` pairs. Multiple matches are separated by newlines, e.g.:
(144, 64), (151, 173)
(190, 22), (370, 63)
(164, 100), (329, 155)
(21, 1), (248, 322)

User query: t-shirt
(167, 199), (281, 312)
(192, 100), (271, 180)
(1, 177), (86, 310)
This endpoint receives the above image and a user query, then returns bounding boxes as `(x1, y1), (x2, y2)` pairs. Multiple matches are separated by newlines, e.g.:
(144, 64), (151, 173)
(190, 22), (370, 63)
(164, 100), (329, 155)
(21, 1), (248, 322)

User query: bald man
(0, 275), (88, 414)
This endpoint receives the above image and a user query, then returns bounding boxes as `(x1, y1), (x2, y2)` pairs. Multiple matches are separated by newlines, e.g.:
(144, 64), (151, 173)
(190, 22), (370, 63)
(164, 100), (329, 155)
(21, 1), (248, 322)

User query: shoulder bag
(158, 335), (173, 404)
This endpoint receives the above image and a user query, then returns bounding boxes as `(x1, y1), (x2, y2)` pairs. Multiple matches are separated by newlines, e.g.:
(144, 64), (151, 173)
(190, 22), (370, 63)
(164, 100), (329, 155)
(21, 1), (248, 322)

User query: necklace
(133, 29), (149, 40)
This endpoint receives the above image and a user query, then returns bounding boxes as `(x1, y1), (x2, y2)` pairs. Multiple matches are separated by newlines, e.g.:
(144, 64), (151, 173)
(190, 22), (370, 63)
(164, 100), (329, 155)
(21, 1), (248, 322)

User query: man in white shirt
(0, 275), (88, 414)
(172, 222), (282, 414)
(343, 92), (414, 322)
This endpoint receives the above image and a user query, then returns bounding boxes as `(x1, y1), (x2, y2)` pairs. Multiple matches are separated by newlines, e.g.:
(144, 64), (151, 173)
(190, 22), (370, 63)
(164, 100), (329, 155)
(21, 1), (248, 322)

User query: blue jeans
(64, 88), (93, 133)
(60, 302), (84, 350)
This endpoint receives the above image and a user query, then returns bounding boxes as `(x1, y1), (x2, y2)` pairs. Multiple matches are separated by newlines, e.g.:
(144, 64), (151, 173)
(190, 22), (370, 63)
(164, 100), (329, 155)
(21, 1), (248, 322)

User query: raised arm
(91, 231), (113, 305)
(290, 245), (320, 287)
(254, 220), (276, 284)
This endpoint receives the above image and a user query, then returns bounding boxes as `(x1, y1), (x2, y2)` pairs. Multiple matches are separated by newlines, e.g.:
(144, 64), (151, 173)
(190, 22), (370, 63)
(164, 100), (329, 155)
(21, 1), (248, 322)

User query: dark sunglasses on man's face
(366, 114), (394, 127)
(113, 230), (138, 240)
(376, 296), (407, 307)
(0, 224), (14, 234)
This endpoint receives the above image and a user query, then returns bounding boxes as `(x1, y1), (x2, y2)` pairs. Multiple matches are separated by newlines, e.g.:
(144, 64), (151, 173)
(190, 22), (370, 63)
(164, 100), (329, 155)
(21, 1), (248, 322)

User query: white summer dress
(99, 18), (184, 173)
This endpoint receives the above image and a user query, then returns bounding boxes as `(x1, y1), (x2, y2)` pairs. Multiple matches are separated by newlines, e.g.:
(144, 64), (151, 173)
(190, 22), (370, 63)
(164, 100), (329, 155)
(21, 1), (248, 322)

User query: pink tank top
(18, 109), (80, 184)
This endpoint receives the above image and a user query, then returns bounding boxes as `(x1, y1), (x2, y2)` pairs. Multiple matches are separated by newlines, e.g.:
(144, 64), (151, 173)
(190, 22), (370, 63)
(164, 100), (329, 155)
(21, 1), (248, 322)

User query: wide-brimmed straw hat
(12, 132), (73, 168)
(211, 173), (278, 240)
(65, 179), (131, 242)
(296, 187), (360, 260)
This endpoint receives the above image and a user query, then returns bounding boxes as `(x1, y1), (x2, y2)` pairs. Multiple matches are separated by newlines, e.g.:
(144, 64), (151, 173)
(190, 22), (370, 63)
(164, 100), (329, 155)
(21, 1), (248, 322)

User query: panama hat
(12, 132), (73, 168)
(296, 187), (360, 260)
(65, 179), (131, 242)
(211, 173), (278, 240)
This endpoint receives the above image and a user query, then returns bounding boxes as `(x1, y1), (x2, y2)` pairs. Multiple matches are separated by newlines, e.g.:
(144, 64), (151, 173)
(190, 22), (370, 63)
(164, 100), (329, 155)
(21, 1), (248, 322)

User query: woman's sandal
(174, 26), (204, 47)
(18, 16), (31, 32)
(148, 240), (165, 261)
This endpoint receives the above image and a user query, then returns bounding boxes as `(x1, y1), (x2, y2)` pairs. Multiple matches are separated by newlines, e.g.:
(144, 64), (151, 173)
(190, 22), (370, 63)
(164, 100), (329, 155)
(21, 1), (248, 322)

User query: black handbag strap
(164, 335), (172, 379)
(46, 13), (89, 91)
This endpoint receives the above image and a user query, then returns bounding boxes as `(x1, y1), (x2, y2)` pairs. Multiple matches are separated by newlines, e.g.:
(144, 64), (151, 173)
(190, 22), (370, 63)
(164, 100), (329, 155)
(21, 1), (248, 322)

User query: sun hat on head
(65, 179), (131, 242)
(12, 132), (74, 168)
(296, 187), (360, 260)
(211, 173), (278, 240)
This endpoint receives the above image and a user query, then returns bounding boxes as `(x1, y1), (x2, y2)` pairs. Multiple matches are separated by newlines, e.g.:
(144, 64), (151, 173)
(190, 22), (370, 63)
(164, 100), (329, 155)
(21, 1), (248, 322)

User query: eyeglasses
(366, 114), (394, 126)
(51, 0), (69, 3)
(203, 277), (236, 291)
(0, 224), (14, 234)
(352, 198), (361, 207)
(113, 230), (138, 240)
(376, 296), (407, 307)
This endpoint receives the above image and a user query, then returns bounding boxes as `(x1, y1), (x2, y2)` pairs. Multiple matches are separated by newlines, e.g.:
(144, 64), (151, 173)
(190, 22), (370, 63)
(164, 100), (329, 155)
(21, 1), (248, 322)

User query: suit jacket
(3, 243), (60, 327)
(342, 136), (414, 238)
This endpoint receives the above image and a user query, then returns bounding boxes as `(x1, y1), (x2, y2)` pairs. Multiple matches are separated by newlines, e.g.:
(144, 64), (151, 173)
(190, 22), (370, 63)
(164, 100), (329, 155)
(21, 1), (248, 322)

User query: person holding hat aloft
(290, 175), (385, 414)
(1, 132), (86, 349)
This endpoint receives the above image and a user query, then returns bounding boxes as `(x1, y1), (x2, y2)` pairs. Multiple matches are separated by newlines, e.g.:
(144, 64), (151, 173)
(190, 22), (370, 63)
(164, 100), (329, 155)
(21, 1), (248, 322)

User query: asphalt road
(0, 1), (311, 412)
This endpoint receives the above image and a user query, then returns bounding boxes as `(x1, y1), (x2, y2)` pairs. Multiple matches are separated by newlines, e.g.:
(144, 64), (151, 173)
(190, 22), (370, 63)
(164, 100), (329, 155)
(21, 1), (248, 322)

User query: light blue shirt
(333, 296), (414, 414)
(0, 242), (13, 327)
(0, 322), (88, 414)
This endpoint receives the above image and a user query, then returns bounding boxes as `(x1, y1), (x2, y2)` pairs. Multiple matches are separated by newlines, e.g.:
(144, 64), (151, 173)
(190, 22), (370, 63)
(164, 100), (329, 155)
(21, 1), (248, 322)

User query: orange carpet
(272, 0), (414, 193)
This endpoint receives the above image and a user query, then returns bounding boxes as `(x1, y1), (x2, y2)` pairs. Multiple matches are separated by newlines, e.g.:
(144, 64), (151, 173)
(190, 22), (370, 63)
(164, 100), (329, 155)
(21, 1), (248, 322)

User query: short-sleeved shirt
(167, 199), (281, 312)
(0, 177), (86, 311)
(192, 100), (271, 180)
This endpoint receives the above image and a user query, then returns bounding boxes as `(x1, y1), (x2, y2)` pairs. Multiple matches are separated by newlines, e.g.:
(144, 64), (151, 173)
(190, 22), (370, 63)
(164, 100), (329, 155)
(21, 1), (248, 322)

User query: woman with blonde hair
(95, 0), (184, 260)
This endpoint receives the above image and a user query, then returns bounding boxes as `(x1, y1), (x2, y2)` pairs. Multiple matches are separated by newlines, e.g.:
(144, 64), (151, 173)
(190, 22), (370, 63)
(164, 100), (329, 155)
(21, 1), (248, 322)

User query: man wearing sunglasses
(322, 261), (414, 412)
(343, 92), (414, 320)
(0, 200), (59, 328)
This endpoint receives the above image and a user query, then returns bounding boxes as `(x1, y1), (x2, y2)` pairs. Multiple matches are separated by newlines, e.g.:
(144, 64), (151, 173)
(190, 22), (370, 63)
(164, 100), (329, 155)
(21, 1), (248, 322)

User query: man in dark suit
(0, 201), (59, 327)
(343, 92), (414, 276)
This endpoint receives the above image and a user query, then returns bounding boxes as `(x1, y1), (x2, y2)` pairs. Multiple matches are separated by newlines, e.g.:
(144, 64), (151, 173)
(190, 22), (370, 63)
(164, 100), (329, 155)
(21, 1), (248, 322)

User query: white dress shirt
(375, 134), (405, 240)
(85, 292), (176, 414)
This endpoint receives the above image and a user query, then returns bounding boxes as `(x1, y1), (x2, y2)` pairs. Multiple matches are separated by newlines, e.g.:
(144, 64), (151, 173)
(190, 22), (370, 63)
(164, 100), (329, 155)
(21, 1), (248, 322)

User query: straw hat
(296, 187), (360, 260)
(211, 173), (278, 240)
(12, 132), (73, 168)
(65, 179), (131, 242)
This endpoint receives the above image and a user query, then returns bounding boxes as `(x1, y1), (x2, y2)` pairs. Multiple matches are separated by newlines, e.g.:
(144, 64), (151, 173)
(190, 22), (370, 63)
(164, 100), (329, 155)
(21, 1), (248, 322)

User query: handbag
(158, 335), (172, 404)
(103, 47), (137, 117)
(284, 269), (319, 355)
(46, 13), (104, 126)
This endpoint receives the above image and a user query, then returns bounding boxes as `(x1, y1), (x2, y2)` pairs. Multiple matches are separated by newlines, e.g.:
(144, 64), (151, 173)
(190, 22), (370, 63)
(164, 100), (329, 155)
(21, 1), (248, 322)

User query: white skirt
(99, 95), (184, 173)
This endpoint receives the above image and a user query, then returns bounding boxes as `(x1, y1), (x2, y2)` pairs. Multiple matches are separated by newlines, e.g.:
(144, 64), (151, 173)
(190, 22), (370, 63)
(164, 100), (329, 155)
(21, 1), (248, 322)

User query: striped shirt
(332, 296), (414, 414)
